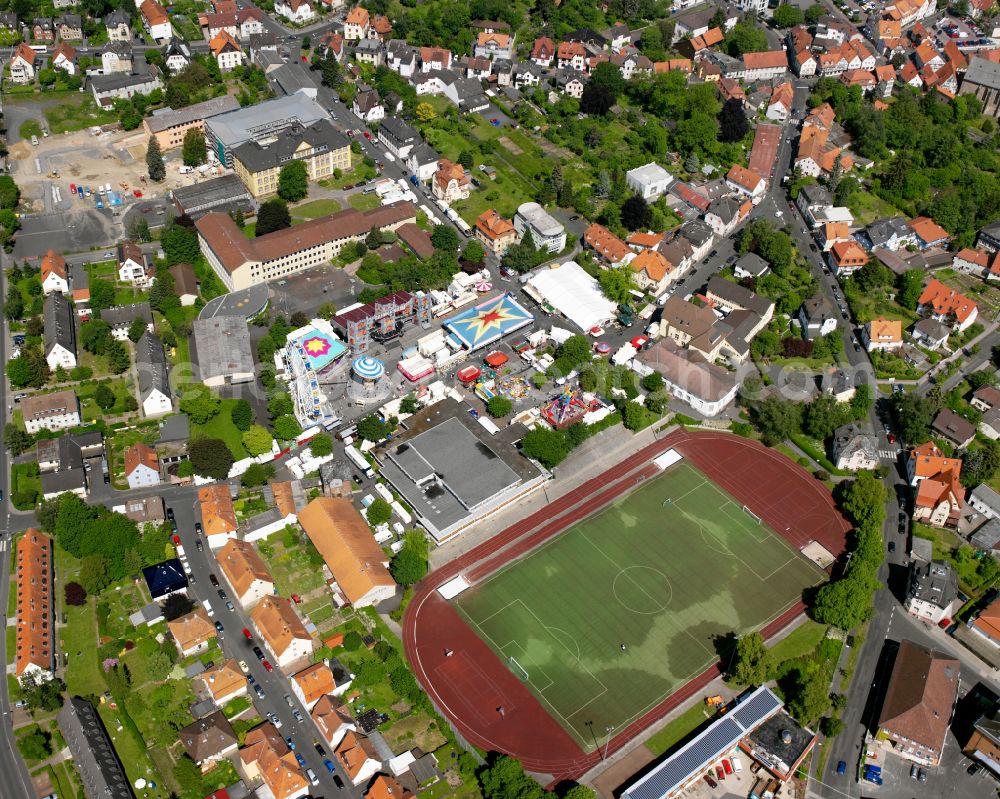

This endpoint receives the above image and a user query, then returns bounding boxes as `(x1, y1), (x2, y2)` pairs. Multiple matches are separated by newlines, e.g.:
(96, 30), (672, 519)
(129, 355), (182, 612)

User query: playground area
(452, 459), (822, 749)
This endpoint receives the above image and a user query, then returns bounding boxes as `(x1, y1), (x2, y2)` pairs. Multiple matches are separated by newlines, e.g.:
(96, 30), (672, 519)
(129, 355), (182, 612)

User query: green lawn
(192, 397), (249, 458)
(18, 119), (42, 140)
(77, 379), (135, 421)
(10, 462), (41, 510)
(645, 702), (715, 756)
(454, 461), (822, 748)
(291, 198), (342, 221)
(348, 193), (382, 212)
(768, 619), (828, 664)
(846, 189), (903, 226)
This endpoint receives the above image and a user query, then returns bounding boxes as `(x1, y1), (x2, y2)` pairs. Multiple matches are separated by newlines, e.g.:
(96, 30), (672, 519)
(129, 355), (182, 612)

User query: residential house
(9, 43), (37, 84)
(168, 607), (217, 657)
(917, 279), (978, 332)
(377, 117), (419, 159)
(44, 292), (77, 370)
(905, 560), (959, 625)
(105, 8), (132, 41)
(552, 71), (585, 99)
(32, 18), (54, 42)
(827, 239), (868, 276)
(625, 163), (672, 200)
(406, 141), (439, 183)
(474, 210), (517, 257)
(101, 41), (133, 74)
(910, 318), (950, 352)
(385, 39), (416, 76)
(741, 50), (788, 81)
(139, 0), (172, 42)
(792, 48), (817, 76)
(733, 252), (770, 280)
(419, 46), (452, 72)
(51, 42), (77, 75)
(199, 658), (247, 706)
(217, 538), (273, 609)
(291, 662), (334, 710)
(298, 497), (395, 608)
(969, 595), (1000, 648)
(250, 595), (315, 669)
(798, 296), (838, 339)
(909, 216), (950, 249)
(210, 30), (243, 71)
(354, 38), (383, 66)
(878, 639), (959, 767)
(907, 442), (964, 528)
(199, 484), (238, 549)
(972, 386), (1000, 414)
(585, 223), (631, 267)
(55, 13), (82, 40)
(864, 216), (918, 251)
(952, 247), (993, 278)
(240, 723), (309, 799)
(557, 41), (587, 72)
(931, 409), (976, 449)
(352, 88), (384, 123)
(20, 390), (79, 434)
(135, 331), (172, 417)
(832, 423), (879, 471)
(334, 731), (382, 785)
(629, 249), (673, 296)
(117, 240), (154, 287)
(169, 262), (199, 305)
(605, 22), (631, 51)
(766, 82), (794, 121)
(343, 6), (370, 40)
(370, 14), (392, 40)
(475, 31), (513, 60)
(238, 6), (264, 38)
(102, 303), (153, 342)
(368, 775), (414, 799)
(531, 36), (555, 67)
(40, 250), (68, 294)
(180, 712), (238, 769)
(818, 221), (852, 252)
(124, 442), (160, 489)
(862, 318), (903, 351)
(15, 530), (54, 686)
(432, 159), (470, 203)
(726, 164), (767, 201)
(704, 196), (751, 237)
(122, 496), (166, 525)
(38, 431), (103, 499)
(274, 0), (314, 23)
(312, 694), (356, 748)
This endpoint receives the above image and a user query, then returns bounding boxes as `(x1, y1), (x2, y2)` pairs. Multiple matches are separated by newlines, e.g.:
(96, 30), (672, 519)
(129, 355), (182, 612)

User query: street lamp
(603, 726), (614, 760)
(584, 720), (599, 752)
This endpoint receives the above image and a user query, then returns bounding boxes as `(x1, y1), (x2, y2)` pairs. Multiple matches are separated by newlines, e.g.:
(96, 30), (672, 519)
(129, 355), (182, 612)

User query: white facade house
(513, 202), (566, 253)
(124, 443), (161, 489)
(21, 390), (80, 434)
(626, 163), (673, 200)
(274, 0), (315, 23)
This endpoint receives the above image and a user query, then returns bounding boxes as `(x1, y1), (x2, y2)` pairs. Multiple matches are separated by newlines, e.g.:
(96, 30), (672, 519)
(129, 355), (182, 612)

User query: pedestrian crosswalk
(879, 449), (901, 460)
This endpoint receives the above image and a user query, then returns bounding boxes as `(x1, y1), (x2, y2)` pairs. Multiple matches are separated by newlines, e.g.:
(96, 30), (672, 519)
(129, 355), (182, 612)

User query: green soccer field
(453, 460), (822, 748)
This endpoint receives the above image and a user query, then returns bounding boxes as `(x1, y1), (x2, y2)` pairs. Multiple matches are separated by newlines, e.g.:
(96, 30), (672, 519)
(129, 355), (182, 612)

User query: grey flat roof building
(190, 315), (255, 387)
(171, 174), (254, 220)
(376, 398), (545, 542)
(205, 90), (328, 165)
(59, 697), (135, 799)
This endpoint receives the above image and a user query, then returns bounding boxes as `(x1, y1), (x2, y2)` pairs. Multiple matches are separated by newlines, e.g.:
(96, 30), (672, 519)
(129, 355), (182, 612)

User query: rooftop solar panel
(622, 688), (783, 799)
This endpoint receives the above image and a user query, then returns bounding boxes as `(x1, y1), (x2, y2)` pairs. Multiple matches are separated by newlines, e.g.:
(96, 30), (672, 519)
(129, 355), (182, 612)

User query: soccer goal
(508, 656), (530, 682)
(742, 504), (762, 524)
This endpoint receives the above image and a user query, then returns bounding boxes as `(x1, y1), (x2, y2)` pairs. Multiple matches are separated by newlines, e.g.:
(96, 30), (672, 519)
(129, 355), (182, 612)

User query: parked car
(195, 540), (203, 552)
(226, 601), (235, 612)
(918, 768), (927, 782)
(209, 573), (219, 586)
(836, 761), (847, 775)
(703, 774), (717, 788)
(243, 628), (252, 640)
(269, 712), (283, 728)
(295, 752), (307, 768)
(217, 589), (227, 601)
(285, 736), (296, 750)
(324, 758), (336, 773)
(253, 646), (265, 660)
(214, 621), (224, 633)
(263, 659), (273, 672)
(292, 708), (304, 723)
(239, 660), (250, 673)
(254, 684), (265, 698)
(315, 743), (328, 757)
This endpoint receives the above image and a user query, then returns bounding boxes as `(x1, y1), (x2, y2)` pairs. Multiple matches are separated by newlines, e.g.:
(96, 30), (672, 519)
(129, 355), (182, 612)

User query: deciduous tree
(188, 437), (234, 479)
(277, 159), (309, 202)
(730, 631), (770, 685)
(181, 127), (206, 167)
(256, 198), (291, 236)
(242, 424), (273, 456)
(366, 498), (392, 527)
(179, 383), (221, 424)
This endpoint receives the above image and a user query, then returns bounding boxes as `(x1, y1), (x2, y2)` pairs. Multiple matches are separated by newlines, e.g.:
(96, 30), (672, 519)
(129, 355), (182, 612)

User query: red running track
(402, 429), (851, 782)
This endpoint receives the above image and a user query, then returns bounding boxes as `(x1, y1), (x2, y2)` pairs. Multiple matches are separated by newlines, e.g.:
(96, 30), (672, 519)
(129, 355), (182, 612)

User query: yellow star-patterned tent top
(445, 293), (534, 350)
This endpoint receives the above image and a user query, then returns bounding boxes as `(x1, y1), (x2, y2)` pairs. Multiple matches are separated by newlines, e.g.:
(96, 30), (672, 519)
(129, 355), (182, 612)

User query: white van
(178, 165), (194, 174)
(202, 600), (214, 617)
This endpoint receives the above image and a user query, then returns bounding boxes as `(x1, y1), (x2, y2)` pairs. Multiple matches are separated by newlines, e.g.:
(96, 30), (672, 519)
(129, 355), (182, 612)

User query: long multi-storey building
(196, 202), (417, 290)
